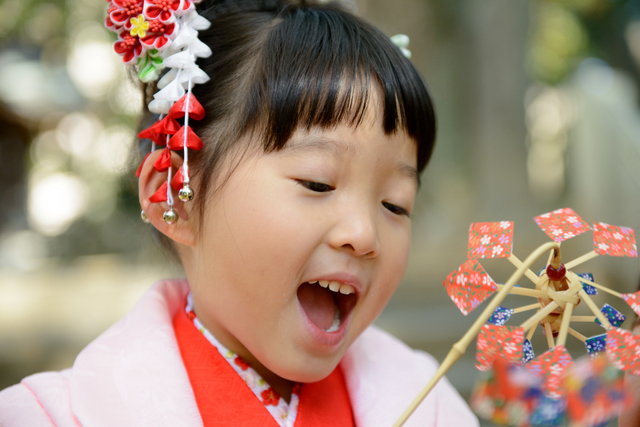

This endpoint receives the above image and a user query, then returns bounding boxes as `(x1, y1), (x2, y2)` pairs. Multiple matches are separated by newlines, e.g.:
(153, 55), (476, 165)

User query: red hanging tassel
(138, 119), (167, 146)
(161, 115), (181, 135)
(168, 125), (203, 151)
(171, 166), (189, 191)
(149, 181), (169, 203)
(153, 147), (172, 172)
(169, 93), (205, 121)
(135, 152), (151, 177)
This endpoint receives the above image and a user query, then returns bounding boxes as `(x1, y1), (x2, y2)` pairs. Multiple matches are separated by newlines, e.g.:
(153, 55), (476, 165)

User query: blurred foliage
(528, 0), (640, 85)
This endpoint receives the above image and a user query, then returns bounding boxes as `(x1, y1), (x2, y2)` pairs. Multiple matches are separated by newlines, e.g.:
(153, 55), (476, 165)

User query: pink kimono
(0, 279), (478, 426)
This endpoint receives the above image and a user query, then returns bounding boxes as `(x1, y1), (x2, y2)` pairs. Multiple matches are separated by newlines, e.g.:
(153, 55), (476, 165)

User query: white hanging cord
(182, 70), (193, 184)
(151, 113), (163, 153)
(167, 165), (174, 206)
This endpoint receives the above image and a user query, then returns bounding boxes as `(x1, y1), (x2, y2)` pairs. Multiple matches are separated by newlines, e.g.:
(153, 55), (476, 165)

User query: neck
(191, 298), (295, 403)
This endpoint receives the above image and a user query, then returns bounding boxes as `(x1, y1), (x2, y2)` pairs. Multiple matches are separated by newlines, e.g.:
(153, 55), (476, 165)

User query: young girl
(0, 0), (478, 425)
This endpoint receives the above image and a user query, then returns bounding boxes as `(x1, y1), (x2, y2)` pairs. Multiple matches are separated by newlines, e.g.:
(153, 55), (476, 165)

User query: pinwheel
(395, 208), (638, 426)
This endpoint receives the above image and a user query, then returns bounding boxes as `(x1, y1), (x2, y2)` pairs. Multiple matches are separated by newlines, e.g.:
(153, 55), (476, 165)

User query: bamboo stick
(520, 301), (560, 332)
(570, 272), (623, 298)
(544, 322), (555, 348)
(512, 303), (542, 314)
(393, 241), (561, 427)
(579, 289), (611, 329)
(508, 254), (541, 285)
(546, 245), (556, 267)
(494, 284), (544, 298)
(567, 328), (587, 342)
(565, 250), (598, 270)
(527, 322), (537, 341)
(555, 302), (574, 347)
(570, 316), (596, 322)
(546, 287), (579, 305)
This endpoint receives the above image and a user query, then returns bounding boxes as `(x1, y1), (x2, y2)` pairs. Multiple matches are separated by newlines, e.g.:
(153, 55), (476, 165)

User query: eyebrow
(399, 163), (421, 189)
(285, 135), (421, 189)
(284, 136), (356, 155)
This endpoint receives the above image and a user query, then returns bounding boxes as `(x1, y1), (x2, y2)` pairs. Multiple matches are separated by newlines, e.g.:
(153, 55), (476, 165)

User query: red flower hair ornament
(105, 0), (211, 224)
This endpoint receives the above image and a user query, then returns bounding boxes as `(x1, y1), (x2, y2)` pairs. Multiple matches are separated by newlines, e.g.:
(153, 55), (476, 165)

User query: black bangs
(251, 5), (436, 172)
(190, 1), (435, 179)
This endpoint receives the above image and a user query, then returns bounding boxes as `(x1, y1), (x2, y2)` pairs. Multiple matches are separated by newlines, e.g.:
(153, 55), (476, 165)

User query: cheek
(214, 180), (315, 280)
(362, 226), (411, 319)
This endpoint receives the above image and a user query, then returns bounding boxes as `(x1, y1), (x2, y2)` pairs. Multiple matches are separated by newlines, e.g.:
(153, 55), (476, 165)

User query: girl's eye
(382, 201), (411, 217)
(297, 180), (335, 193)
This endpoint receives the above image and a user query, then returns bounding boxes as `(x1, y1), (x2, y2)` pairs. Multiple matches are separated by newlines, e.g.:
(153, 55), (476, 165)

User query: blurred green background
(1, 0), (640, 425)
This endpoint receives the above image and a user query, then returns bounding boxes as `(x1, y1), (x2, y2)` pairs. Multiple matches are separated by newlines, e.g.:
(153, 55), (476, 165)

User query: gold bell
(163, 208), (179, 224)
(141, 209), (150, 223)
(178, 184), (194, 202)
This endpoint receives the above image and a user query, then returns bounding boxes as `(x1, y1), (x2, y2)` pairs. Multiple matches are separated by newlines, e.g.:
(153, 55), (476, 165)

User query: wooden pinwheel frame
(394, 208), (639, 426)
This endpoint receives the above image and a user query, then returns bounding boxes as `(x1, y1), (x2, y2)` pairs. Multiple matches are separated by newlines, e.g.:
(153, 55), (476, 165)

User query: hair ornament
(105, 0), (212, 224)
(390, 34), (411, 59)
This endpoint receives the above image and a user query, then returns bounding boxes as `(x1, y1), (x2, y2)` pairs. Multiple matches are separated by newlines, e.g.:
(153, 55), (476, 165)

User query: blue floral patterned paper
(595, 304), (626, 328)
(523, 339), (535, 364)
(585, 334), (606, 357)
(487, 306), (514, 326)
(576, 272), (597, 295)
(530, 395), (566, 426)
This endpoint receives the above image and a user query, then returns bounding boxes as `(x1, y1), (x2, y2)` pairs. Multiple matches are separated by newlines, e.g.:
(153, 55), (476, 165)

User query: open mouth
(297, 280), (358, 333)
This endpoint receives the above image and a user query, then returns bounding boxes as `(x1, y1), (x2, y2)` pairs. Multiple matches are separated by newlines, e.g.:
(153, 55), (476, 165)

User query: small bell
(163, 207), (179, 224)
(178, 184), (194, 202)
(141, 209), (150, 223)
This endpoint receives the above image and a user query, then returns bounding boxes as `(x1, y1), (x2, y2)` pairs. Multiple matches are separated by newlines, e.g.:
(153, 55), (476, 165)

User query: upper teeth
(309, 280), (355, 295)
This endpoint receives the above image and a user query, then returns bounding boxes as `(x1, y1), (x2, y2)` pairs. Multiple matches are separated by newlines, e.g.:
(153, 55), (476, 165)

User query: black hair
(139, 0), (436, 238)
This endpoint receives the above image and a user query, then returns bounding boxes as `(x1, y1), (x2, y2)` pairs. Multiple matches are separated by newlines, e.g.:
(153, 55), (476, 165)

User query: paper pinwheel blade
(526, 346), (573, 399)
(585, 334), (606, 358)
(472, 354), (626, 427)
(523, 339), (535, 364)
(467, 221), (513, 259)
(595, 303), (626, 328)
(443, 259), (497, 315)
(576, 272), (597, 295)
(606, 328), (640, 375)
(564, 355), (628, 427)
(622, 290), (640, 317)
(471, 357), (542, 426)
(530, 396), (565, 427)
(534, 208), (590, 242)
(487, 306), (514, 326)
(593, 222), (637, 257)
(476, 324), (524, 371)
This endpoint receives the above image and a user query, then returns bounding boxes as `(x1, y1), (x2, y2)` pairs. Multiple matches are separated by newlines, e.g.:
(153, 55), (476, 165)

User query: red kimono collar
(173, 299), (355, 426)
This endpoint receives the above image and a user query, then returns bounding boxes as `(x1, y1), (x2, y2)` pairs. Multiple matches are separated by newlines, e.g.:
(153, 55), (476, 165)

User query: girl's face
(184, 106), (418, 384)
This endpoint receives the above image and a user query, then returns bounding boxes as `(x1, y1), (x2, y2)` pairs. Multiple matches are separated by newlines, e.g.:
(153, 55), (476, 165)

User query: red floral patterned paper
(593, 222), (637, 257)
(563, 355), (629, 427)
(606, 328), (640, 375)
(443, 259), (497, 315)
(476, 324), (524, 371)
(470, 357), (542, 426)
(622, 290), (640, 317)
(534, 208), (590, 242)
(526, 346), (573, 398)
(468, 221), (513, 259)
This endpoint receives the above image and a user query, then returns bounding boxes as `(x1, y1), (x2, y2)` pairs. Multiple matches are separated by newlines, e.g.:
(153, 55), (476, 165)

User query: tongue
(297, 282), (337, 331)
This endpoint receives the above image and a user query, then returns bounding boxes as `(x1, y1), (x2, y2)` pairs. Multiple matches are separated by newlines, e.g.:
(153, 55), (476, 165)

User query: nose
(328, 201), (380, 257)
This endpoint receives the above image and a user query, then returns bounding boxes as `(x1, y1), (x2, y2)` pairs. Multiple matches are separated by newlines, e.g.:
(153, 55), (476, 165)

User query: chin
(271, 351), (345, 384)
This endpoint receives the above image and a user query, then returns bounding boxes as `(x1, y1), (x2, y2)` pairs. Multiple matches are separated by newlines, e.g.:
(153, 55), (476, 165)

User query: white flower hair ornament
(391, 34), (411, 59)
(105, 0), (212, 224)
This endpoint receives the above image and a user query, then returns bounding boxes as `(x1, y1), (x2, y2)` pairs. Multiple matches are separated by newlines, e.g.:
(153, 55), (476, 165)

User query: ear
(138, 149), (197, 247)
